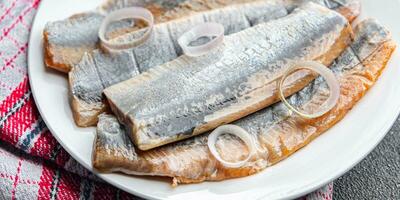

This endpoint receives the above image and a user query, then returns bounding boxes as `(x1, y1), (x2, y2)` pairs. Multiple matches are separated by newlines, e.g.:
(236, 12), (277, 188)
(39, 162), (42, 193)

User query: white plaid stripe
(0, 143), (42, 200)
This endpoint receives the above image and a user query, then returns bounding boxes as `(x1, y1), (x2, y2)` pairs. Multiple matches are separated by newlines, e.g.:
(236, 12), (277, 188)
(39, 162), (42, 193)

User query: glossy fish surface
(66, 0), (360, 127)
(44, 0), (360, 73)
(104, 3), (353, 150)
(93, 19), (396, 185)
(69, 0), (290, 127)
(44, 0), (259, 73)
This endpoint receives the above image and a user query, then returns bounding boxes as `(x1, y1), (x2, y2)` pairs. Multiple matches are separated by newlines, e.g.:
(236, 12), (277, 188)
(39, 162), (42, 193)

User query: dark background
(334, 115), (400, 199)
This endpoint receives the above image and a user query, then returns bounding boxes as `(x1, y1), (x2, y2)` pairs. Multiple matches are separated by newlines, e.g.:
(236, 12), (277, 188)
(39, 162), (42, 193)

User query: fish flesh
(43, 0), (262, 73)
(65, 0), (359, 127)
(284, 0), (361, 22)
(73, 0), (360, 127)
(69, 0), (291, 127)
(70, 0), (300, 127)
(44, 0), (360, 73)
(93, 19), (396, 185)
(42, 0), (185, 73)
(99, 0), (257, 19)
(43, 0), (196, 73)
(104, 3), (353, 150)
(103, 3), (354, 150)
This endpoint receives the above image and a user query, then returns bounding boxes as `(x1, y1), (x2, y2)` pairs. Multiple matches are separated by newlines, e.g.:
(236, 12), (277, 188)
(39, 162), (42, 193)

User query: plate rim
(27, 1), (400, 199)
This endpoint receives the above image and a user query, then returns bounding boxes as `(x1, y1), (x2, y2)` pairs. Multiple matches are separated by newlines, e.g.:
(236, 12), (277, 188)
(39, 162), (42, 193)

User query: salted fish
(104, 3), (353, 150)
(43, 0), (262, 73)
(70, 0), (360, 128)
(44, 0), (360, 73)
(69, 0), (292, 127)
(284, 0), (360, 21)
(93, 19), (396, 185)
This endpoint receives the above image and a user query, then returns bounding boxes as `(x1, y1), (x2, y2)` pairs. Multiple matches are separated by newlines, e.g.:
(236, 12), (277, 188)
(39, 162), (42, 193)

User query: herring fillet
(44, 0), (360, 73)
(70, 0), (360, 128)
(42, 0), (191, 73)
(93, 19), (396, 185)
(69, 0), (290, 127)
(43, 0), (259, 73)
(283, 0), (361, 22)
(104, 3), (353, 150)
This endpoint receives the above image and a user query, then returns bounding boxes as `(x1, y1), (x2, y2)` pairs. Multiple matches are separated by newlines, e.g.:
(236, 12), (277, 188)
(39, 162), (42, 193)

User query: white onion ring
(98, 7), (154, 50)
(278, 61), (340, 119)
(207, 125), (255, 168)
(178, 22), (224, 57)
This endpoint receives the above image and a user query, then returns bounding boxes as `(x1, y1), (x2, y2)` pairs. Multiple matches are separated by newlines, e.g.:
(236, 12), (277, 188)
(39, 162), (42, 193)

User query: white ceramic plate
(28, 0), (400, 199)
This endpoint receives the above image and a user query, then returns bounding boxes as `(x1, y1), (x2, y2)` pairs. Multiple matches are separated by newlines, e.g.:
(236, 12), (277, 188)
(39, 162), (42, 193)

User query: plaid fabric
(0, 0), (333, 199)
(0, 143), (136, 200)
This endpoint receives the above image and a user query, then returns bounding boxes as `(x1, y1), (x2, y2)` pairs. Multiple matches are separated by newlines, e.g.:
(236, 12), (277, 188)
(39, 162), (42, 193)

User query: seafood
(44, 0), (265, 73)
(93, 19), (396, 185)
(44, 0), (360, 73)
(69, 0), (290, 127)
(67, 0), (359, 127)
(284, 0), (361, 22)
(104, 3), (353, 150)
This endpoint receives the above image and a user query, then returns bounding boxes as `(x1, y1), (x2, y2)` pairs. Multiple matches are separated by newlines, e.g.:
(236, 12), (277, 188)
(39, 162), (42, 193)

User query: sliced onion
(278, 61), (340, 119)
(207, 125), (255, 168)
(98, 7), (154, 51)
(178, 22), (224, 57)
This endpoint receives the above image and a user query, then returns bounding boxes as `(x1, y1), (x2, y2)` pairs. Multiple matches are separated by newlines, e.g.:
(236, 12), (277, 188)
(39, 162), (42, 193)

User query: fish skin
(43, 0), (186, 73)
(43, 0), (260, 73)
(70, 0), (360, 128)
(69, 0), (291, 127)
(43, 0), (360, 73)
(104, 3), (353, 150)
(283, 0), (361, 22)
(69, 50), (139, 126)
(93, 19), (396, 185)
(44, 12), (104, 73)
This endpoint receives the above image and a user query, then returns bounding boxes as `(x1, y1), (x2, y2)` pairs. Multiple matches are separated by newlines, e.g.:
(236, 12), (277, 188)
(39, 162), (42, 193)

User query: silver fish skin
(97, 0), (184, 13)
(70, 50), (138, 103)
(42, 0), (180, 73)
(104, 3), (353, 150)
(94, 19), (394, 185)
(70, 0), (360, 127)
(43, 0), (257, 73)
(44, 0), (360, 73)
(69, 0), (290, 127)
(43, 0), (146, 73)
(284, 0), (361, 23)
(82, 0), (289, 73)
(284, 0), (358, 11)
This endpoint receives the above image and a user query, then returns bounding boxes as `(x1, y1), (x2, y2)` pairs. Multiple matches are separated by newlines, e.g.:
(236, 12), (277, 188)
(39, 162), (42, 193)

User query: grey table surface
(333, 114), (400, 199)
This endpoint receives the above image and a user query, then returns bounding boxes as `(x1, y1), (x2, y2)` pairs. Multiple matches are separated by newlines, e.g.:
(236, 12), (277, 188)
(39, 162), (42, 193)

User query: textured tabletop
(334, 115), (400, 199)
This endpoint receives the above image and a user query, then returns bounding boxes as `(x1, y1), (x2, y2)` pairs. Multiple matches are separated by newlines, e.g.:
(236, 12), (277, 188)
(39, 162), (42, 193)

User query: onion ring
(207, 125), (255, 168)
(98, 7), (154, 51)
(278, 61), (340, 119)
(178, 22), (224, 57)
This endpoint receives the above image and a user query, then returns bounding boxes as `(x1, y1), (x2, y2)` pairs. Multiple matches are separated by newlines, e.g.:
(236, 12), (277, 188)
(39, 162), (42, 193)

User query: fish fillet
(44, 0), (360, 73)
(104, 3), (353, 150)
(93, 19), (396, 185)
(72, 0), (360, 127)
(43, 0), (262, 73)
(284, 0), (360, 22)
(69, 0), (290, 127)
